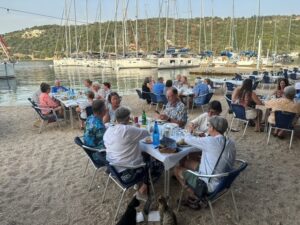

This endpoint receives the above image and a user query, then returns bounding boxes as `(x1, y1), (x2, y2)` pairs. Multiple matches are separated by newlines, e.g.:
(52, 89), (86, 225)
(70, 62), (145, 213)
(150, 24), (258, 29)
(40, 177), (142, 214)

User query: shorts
(183, 165), (200, 189)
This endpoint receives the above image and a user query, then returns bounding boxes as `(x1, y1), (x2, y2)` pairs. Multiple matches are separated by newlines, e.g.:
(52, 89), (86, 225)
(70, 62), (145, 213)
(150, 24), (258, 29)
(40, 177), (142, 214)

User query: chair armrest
(109, 162), (146, 169)
(186, 170), (230, 179)
(82, 145), (106, 153)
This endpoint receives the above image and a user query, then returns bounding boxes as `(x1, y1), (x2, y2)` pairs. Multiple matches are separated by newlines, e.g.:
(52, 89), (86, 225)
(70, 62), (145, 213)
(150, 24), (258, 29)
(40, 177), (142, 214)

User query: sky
(0, 0), (299, 34)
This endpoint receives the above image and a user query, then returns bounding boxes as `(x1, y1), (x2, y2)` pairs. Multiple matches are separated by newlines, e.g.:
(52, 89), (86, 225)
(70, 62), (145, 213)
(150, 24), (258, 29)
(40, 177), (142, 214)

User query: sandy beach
(1, 92), (300, 225)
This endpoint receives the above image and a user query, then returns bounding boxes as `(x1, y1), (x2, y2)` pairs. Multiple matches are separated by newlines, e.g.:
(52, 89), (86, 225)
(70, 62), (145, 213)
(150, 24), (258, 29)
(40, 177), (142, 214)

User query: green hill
(3, 15), (300, 59)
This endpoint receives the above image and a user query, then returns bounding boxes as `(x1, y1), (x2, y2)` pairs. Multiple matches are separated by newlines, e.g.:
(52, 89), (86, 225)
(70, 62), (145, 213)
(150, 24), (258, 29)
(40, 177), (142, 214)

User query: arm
(252, 92), (263, 105)
(231, 87), (240, 102)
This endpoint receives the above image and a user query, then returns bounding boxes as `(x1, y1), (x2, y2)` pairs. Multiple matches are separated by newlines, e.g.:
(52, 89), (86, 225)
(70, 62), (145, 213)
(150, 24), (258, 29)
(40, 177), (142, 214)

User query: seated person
(164, 80), (173, 95)
(103, 107), (149, 199)
(173, 74), (182, 89)
(265, 86), (300, 138)
(84, 79), (93, 93)
(188, 100), (222, 135)
(272, 78), (289, 98)
(83, 99), (106, 149)
(32, 82), (45, 104)
(51, 80), (68, 93)
(204, 78), (214, 93)
(76, 91), (94, 129)
(39, 83), (63, 116)
(92, 81), (103, 100)
(175, 116), (236, 205)
(103, 92), (121, 123)
(153, 77), (165, 101)
(193, 81), (209, 105)
(232, 78), (263, 132)
(180, 76), (190, 89)
(158, 88), (187, 128)
(101, 82), (112, 101)
(142, 77), (152, 104)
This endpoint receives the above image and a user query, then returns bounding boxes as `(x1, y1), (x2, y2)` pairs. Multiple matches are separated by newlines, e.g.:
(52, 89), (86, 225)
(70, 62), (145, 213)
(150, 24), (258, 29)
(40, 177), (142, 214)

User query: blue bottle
(152, 121), (160, 147)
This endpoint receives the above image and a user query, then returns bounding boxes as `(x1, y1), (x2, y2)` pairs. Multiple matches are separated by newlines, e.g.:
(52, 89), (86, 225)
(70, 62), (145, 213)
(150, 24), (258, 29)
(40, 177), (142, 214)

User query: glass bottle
(152, 121), (160, 147)
(142, 110), (147, 125)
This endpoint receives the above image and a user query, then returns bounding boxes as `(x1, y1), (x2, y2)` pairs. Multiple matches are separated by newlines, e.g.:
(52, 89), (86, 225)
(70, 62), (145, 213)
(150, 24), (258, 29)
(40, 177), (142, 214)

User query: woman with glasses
(187, 100), (222, 136)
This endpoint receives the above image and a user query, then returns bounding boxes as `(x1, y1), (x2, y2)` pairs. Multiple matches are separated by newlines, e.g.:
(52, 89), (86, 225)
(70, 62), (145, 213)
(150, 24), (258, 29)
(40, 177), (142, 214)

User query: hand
(187, 123), (195, 133)
(198, 132), (206, 137)
(159, 114), (169, 120)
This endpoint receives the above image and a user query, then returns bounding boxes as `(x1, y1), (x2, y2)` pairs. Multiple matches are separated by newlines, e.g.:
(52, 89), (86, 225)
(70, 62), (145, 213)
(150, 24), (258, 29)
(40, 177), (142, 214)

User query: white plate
(142, 137), (152, 144)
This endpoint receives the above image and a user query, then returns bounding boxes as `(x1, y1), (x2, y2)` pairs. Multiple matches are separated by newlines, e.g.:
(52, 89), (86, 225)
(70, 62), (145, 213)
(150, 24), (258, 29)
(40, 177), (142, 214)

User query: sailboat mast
(86, 0), (89, 52)
(245, 18), (249, 50)
(98, 0), (102, 57)
(164, 0), (170, 55)
(145, 3), (149, 53)
(210, 0), (214, 51)
(172, 0), (176, 46)
(73, 0), (78, 56)
(202, 0), (207, 50)
(186, 0), (191, 47)
(135, 0), (139, 57)
(64, 0), (69, 57)
(287, 16), (292, 52)
(158, 0), (163, 51)
(253, 0), (260, 51)
(114, 0), (119, 56)
(198, 0), (203, 53)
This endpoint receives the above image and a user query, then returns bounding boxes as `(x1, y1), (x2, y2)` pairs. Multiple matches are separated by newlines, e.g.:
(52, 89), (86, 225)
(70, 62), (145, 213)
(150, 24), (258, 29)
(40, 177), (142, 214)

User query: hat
(208, 116), (228, 134)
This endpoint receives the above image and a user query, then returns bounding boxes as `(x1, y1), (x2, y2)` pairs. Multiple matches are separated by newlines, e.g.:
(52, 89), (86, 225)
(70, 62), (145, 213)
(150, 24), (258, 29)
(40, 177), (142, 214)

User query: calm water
(0, 61), (193, 106)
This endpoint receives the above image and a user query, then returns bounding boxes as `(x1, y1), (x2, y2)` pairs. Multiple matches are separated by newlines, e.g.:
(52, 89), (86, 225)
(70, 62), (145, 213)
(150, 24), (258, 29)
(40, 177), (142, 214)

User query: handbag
(194, 137), (227, 199)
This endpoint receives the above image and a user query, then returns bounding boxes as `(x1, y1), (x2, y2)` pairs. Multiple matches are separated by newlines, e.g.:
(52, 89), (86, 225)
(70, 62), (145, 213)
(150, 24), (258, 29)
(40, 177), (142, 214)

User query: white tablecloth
(139, 141), (199, 170)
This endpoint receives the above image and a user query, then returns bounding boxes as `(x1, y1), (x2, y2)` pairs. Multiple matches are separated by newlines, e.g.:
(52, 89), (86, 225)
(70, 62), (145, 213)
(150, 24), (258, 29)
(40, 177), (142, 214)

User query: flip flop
(177, 198), (201, 210)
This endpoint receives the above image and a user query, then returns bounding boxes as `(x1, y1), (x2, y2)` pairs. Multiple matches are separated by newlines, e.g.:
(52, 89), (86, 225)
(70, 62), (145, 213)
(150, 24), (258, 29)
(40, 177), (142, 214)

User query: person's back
(83, 100), (106, 149)
(193, 83), (209, 104)
(153, 81), (165, 96)
(104, 107), (149, 171)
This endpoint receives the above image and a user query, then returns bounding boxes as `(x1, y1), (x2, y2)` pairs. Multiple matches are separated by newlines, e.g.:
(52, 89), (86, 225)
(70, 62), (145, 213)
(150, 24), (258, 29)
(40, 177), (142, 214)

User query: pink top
(39, 93), (59, 114)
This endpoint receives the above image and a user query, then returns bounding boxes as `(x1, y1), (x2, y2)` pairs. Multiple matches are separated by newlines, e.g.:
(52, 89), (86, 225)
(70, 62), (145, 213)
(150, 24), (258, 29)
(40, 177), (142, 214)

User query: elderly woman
(92, 81), (103, 100)
(272, 78), (289, 98)
(39, 83), (63, 116)
(103, 92), (121, 123)
(265, 86), (300, 138)
(232, 78), (263, 132)
(188, 100), (222, 135)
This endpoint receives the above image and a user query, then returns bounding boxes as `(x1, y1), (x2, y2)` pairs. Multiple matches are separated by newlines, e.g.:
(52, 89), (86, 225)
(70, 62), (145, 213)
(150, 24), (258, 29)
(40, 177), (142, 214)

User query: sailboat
(0, 35), (16, 79)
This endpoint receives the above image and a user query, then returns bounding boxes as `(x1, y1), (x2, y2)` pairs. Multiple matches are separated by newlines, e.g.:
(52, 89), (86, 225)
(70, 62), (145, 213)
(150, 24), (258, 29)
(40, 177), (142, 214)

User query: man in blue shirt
(193, 82), (209, 105)
(153, 77), (165, 101)
(83, 100), (107, 164)
(51, 80), (68, 93)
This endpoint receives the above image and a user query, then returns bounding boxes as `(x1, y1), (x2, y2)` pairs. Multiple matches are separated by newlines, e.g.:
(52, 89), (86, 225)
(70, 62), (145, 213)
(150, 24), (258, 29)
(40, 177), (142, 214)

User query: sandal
(178, 198), (201, 210)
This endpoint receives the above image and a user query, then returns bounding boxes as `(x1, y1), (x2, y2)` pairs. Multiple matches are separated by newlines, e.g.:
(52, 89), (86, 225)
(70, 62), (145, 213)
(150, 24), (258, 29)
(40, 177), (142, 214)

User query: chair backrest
(274, 111), (296, 130)
(136, 89), (143, 99)
(160, 94), (168, 105)
(86, 106), (93, 117)
(194, 93), (207, 105)
(252, 71), (258, 75)
(74, 136), (108, 168)
(234, 74), (242, 81)
(249, 75), (256, 81)
(263, 75), (270, 83)
(149, 92), (158, 103)
(224, 94), (232, 109)
(231, 104), (247, 120)
(252, 81), (259, 90)
(225, 82), (235, 91)
(208, 160), (248, 200)
(33, 106), (47, 120)
(28, 97), (37, 107)
(290, 73), (297, 80)
(204, 93), (214, 104)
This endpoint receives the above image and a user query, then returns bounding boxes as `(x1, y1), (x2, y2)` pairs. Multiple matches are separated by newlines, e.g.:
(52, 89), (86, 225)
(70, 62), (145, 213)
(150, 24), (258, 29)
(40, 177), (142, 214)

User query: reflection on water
(0, 61), (194, 106)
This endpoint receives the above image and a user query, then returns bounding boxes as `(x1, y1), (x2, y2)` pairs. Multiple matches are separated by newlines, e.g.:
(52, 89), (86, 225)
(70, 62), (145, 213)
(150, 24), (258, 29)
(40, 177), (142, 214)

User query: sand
(1, 91), (300, 225)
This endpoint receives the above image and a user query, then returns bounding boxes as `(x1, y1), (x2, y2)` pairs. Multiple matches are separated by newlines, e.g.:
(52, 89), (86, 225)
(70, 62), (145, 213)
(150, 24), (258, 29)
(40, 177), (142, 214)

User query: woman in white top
(103, 92), (121, 123)
(92, 81), (103, 100)
(101, 82), (112, 101)
(188, 100), (222, 136)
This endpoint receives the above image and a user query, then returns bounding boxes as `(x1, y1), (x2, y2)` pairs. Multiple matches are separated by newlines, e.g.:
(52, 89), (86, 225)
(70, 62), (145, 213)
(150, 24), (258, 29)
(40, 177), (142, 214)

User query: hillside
(3, 15), (300, 59)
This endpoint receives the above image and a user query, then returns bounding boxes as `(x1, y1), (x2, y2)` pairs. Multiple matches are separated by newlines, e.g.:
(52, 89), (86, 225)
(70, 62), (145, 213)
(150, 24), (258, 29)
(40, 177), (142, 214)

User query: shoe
(135, 191), (148, 202)
(177, 198), (201, 210)
(33, 120), (41, 127)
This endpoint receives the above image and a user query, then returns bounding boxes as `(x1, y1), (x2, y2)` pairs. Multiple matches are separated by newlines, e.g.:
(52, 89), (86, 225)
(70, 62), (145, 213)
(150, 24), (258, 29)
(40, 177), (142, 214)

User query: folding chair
(192, 92), (213, 112)
(261, 75), (273, 90)
(102, 162), (155, 223)
(74, 137), (108, 191)
(177, 159), (248, 225)
(149, 92), (165, 110)
(289, 73), (297, 80)
(30, 101), (64, 133)
(224, 94), (232, 114)
(267, 111), (296, 149)
(229, 104), (249, 137)
(252, 80), (260, 90)
(135, 89), (147, 105)
(225, 82), (235, 94)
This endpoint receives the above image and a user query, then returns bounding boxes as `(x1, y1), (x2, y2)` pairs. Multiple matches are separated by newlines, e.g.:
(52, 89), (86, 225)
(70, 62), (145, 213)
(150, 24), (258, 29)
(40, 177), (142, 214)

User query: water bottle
(152, 121), (160, 147)
(142, 110), (147, 125)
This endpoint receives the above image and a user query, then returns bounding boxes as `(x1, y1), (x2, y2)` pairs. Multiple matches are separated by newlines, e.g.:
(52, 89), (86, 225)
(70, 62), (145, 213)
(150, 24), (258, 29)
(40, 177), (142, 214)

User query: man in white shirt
(175, 116), (236, 197)
(104, 107), (149, 198)
(187, 100), (222, 135)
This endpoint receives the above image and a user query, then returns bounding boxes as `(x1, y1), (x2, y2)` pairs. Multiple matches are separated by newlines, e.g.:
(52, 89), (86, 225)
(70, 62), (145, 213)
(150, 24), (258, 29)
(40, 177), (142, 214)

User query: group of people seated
(141, 74), (213, 107)
(231, 77), (300, 137)
(32, 79), (122, 129)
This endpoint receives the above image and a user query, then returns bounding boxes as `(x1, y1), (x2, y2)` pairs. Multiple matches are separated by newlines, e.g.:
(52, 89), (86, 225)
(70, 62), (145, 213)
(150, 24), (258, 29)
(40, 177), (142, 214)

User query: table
(139, 136), (199, 197)
(52, 92), (86, 128)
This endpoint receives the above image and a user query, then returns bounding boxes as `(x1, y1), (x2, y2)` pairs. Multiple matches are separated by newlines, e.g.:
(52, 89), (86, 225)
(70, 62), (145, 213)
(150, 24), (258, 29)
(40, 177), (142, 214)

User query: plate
(142, 137), (152, 144)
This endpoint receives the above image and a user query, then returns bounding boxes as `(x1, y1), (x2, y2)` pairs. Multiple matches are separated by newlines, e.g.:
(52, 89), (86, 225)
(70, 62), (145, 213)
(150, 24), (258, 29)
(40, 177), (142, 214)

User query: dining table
(139, 127), (200, 198)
